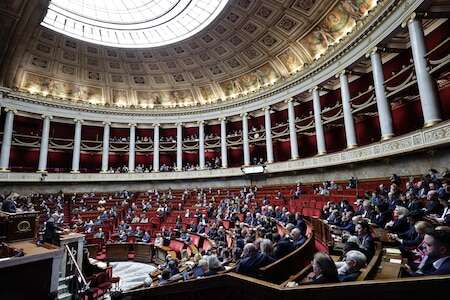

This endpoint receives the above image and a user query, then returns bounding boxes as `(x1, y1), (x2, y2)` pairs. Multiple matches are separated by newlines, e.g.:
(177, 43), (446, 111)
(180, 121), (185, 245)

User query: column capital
(197, 120), (205, 125)
(153, 123), (160, 128)
(74, 118), (83, 124)
(175, 122), (183, 127)
(219, 117), (227, 122)
(41, 114), (53, 120)
(365, 47), (380, 58)
(263, 106), (271, 112)
(336, 69), (349, 78)
(102, 121), (111, 126)
(285, 97), (295, 104)
(4, 107), (17, 114)
(128, 123), (137, 127)
(309, 86), (320, 93)
(401, 12), (418, 28)
(240, 112), (248, 118)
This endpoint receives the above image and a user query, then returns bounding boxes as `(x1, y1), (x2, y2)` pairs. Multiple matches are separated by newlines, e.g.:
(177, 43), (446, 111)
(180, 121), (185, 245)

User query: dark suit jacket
(430, 257), (450, 275)
(372, 211), (392, 228)
(1, 199), (16, 213)
(387, 217), (410, 234)
(399, 228), (422, 248)
(425, 201), (443, 215)
(338, 270), (361, 282)
(359, 234), (375, 260)
(293, 236), (306, 248)
(407, 200), (422, 212)
(308, 274), (339, 284)
(236, 253), (274, 277)
(274, 238), (295, 259)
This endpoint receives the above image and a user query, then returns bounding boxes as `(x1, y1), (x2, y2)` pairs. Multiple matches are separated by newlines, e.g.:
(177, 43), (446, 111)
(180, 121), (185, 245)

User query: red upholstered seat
(106, 266), (120, 288)
(202, 239), (212, 251)
(169, 239), (184, 253)
(190, 234), (201, 247)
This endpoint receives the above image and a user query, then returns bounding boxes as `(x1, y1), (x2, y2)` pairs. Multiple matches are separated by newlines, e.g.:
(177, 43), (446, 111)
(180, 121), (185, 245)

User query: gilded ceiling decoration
(14, 0), (378, 110)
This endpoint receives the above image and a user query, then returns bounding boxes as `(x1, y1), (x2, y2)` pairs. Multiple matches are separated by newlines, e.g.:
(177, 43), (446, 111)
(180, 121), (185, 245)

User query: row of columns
(0, 15), (442, 173)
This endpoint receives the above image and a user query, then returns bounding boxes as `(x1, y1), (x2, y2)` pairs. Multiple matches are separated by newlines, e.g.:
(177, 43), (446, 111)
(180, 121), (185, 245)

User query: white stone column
(128, 123), (136, 172)
(312, 87), (327, 155)
(100, 122), (110, 173)
(264, 107), (274, 163)
(71, 119), (82, 173)
(0, 108), (15, 172)
(220, 118), (228, 168)
(406, 14), (441, 127)
(37, 115), (52, 172)
(369, 48), (394, 140)
(339, 71), (358, 149)
(287, 98), (299, 159)
(198, 120), (205, 169)
(241, 112), (250, 166)
(153, 123), (160, 172)
(176, 122), (183, 171)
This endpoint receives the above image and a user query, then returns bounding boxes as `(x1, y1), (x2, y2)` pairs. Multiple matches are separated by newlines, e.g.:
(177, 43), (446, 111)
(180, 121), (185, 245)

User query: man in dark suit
(421, 228), (450, 275)
(291, 228), (306, 248)
(274, 235), (295, 259)
(337, 250), (367, 282)
(1, 194), (17, 213)
(236, 243), (274, 277)
(356, 222), (375, 260)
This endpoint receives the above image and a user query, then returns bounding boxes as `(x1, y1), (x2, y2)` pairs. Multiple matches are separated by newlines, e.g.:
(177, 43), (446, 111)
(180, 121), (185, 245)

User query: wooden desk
(105, 243), (130, 261)
(135, 243), (153, 263)
(375, 247), (404, 280)
(372, 227), (397, 246)
(375, 261), (403, 280)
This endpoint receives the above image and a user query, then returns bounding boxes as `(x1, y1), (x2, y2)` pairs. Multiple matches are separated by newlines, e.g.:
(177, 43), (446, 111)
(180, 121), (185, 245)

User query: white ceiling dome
(41, 0), (229, 48)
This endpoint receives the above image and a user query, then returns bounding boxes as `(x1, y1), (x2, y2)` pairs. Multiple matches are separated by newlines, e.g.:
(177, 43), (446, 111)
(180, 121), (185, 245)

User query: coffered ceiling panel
(11, 0), (378, 110)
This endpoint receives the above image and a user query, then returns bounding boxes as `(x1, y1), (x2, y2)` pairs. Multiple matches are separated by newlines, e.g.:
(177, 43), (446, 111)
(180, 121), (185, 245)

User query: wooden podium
(0, 211), (38, 242)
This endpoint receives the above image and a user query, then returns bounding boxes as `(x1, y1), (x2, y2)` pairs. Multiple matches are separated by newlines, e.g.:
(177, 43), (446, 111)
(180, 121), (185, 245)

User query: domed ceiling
(13, 0), (378, 110)
(42, 0), (230, 48)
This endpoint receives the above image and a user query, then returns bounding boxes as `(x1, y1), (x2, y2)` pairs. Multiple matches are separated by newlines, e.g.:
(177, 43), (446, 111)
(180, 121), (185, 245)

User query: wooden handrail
(257, 226), (315, 284)
(119, 271), (450, 300)
(356, 241), (383, 281)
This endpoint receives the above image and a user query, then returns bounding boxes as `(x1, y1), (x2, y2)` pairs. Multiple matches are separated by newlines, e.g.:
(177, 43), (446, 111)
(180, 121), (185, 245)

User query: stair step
(58, 284), (68, 294)
(57, 292), (72, 300)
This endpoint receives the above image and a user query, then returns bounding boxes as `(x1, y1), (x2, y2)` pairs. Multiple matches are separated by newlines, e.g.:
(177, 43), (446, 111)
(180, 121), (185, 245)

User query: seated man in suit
(93, 228), (105, 240)
(421, 227), (450, 275)
(291, 228), (306, 248)
(142, 231), (151, 243)
(236, 243), (272, 277)
(336, 250), (367, 282)
(135, 226), (144, 239)
(303, 253), (339, 284)
(274, 234), (295, 259)
(355, 221), (375, 260)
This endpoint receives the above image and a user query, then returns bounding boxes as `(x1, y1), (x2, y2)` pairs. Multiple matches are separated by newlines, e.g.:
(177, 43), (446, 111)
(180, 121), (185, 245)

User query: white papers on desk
(389, 258), (402, 264)
(385, 248), (401, 255)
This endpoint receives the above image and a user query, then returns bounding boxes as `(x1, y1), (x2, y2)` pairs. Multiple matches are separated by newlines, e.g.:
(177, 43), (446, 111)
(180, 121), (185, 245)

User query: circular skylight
(41, 0), (229, 48)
